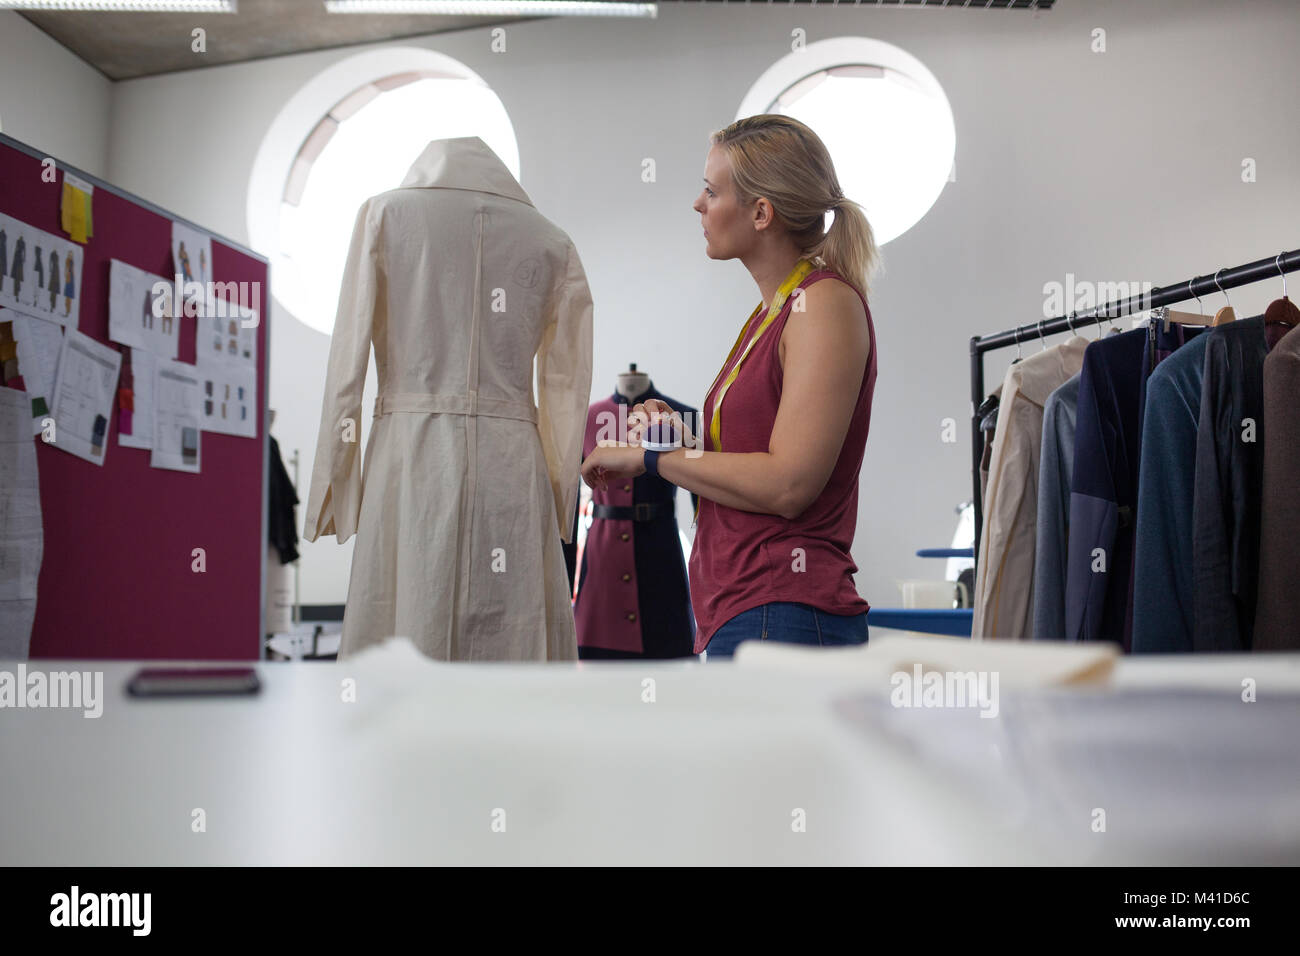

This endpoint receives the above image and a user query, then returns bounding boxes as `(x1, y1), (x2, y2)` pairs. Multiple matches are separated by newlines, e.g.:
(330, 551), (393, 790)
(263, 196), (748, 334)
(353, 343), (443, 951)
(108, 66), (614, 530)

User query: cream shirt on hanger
(973, 335), (1088, 640)
(302, 137), (593, 661)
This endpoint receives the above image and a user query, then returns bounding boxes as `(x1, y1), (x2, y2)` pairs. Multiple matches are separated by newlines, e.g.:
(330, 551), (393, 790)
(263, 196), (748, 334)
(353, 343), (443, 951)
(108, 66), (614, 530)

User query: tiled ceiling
(17, 0), (1055, 82)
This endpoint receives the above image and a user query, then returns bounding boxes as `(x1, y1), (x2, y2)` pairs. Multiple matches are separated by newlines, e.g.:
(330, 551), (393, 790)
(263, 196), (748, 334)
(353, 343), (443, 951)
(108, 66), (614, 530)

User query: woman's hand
(580, 442), (646, 491)
(629, 399), (695, 446)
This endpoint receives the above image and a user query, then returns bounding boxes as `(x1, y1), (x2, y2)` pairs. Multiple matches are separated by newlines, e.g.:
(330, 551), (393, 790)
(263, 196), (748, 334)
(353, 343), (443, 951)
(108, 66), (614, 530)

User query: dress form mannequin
(616, 363), (650, 402)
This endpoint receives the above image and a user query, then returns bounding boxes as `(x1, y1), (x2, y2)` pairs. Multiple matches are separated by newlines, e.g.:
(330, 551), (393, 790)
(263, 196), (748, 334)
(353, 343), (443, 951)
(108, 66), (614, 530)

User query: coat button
(620, 532), (629, 542)
(627, 612), (637, 622)
(621, 572), (631, 582)
(622, 484), (631, 492)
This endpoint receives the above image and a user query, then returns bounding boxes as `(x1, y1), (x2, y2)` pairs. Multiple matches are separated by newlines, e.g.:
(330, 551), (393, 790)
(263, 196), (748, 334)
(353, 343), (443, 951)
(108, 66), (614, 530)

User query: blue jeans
(704, 601), (869, 660)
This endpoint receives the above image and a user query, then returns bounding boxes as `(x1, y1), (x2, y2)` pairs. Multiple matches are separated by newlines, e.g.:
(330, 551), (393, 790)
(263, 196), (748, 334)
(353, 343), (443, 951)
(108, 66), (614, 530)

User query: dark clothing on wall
(268, 435), (300, 565)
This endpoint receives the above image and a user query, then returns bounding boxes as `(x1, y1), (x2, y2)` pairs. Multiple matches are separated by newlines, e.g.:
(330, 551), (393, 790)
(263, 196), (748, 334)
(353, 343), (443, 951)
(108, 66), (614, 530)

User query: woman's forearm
(656, 447), (803, 519)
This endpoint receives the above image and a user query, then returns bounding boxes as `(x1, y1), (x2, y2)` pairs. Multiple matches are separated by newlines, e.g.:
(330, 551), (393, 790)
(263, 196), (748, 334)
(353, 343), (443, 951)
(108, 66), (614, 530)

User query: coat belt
(591, 501), (675, 522)
(373, 391), (538, 424)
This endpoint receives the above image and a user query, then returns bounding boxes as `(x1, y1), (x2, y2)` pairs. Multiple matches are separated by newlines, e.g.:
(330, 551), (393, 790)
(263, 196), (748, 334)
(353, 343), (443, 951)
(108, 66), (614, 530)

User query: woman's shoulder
(798, 268), (869, 319)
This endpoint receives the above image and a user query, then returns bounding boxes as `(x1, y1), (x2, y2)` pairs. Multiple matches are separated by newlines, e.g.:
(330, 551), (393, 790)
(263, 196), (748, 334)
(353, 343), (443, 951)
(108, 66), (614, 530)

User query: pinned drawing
(0, 213), (85, 330)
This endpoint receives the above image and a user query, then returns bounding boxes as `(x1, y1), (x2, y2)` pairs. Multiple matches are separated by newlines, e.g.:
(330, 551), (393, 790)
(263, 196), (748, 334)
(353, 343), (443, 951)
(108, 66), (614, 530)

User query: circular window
(248, 48), (519, 335)
(736, 37), (955, 246)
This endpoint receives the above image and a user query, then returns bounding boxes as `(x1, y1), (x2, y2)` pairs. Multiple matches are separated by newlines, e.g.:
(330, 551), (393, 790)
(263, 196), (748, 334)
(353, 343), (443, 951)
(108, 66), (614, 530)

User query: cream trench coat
(303, 137), (593, 661)
(972, 336), (1087, 640)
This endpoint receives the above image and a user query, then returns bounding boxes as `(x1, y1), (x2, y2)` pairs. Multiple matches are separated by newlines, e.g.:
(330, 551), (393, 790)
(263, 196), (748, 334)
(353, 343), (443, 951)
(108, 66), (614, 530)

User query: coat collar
(399, 137), (534, 207)
(1007, 335), (1090, 407)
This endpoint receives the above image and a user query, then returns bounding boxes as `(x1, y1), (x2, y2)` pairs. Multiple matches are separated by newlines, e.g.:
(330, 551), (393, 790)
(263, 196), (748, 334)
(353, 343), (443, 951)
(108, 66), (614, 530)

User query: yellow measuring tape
(706, 257), (815, 452)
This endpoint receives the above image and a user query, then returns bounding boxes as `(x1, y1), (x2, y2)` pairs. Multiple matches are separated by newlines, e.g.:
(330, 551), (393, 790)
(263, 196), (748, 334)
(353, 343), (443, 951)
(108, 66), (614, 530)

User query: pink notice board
(0, 133), (268, 660)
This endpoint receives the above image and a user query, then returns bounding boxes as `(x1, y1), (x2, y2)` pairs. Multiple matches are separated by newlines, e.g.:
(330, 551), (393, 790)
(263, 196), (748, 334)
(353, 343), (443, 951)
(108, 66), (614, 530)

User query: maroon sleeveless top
(688, 269), (877, 653)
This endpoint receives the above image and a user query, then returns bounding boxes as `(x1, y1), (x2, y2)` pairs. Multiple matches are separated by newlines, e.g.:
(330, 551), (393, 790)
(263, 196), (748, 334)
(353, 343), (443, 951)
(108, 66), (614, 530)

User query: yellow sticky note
(70, 195), (87, 244)
(60, 182), (92, 243)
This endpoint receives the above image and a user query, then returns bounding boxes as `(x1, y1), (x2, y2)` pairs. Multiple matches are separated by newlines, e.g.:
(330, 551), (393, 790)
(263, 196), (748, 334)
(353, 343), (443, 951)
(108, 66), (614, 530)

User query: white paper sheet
(107, 259), (178, 360)
(198, 363), (256, 438)
(170, 221), (213, 318)
(0, 386), (43, 659)
(3, 310), (64, 437)
(151, 358), (202, 473)
(117, 347), (156, 450)
(197, 295), (257, 372)
(0, 212), (86, 331)
(49, 329), (121, 466)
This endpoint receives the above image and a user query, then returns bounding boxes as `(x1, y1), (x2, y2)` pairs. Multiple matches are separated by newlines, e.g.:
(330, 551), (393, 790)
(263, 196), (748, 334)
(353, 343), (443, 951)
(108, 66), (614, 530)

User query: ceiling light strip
(325, 0), (657, 17)
(0, 0), (237, 11)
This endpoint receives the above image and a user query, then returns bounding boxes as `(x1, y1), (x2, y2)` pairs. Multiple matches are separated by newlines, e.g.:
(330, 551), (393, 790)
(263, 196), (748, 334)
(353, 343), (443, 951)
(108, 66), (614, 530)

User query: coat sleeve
(1064, 353), (1120, 644)
(972, 372), (1025, 639)
(301, 198), (384, 544)
(1131, 369), (1198, 651)
(1032, 385), (1070, 640)
(1192, 334), (1239, 649)
(536, 241), (594, 544)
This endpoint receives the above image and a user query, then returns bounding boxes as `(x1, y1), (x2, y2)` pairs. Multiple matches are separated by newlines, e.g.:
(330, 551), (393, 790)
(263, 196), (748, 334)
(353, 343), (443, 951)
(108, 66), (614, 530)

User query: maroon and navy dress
(688, 268), (878, 654)
(574, 384), (699, 659)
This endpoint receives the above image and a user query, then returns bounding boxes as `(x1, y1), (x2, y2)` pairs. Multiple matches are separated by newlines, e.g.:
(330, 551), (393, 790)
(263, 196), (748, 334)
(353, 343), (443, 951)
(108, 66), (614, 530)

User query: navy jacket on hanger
(1193, 316), (1272, 651)
(1066, 322), (1200, 648)
(1132, 334), (1211, 652)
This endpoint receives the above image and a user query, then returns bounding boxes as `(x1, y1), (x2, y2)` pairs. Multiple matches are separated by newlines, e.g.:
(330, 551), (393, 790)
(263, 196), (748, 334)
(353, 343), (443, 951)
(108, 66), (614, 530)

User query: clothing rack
(968, 247), (1300, 563)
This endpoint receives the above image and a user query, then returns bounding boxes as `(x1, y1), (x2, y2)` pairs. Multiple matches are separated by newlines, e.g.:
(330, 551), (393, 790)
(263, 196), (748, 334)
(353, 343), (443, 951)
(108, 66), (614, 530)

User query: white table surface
(2, 640), (1298, 865)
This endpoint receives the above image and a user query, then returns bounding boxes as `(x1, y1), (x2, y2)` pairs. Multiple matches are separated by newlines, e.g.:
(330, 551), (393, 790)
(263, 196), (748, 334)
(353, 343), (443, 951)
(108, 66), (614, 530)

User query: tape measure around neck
(707, 258), (815, 452)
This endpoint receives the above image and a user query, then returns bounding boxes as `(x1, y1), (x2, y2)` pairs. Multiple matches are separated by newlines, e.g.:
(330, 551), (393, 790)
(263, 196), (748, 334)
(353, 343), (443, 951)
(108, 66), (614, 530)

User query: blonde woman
(581, 115), (879, 660)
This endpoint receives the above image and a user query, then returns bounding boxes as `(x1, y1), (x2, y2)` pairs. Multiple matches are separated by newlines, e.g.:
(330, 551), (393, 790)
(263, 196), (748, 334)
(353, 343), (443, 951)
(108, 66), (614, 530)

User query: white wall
(18, 0), (1300, 612)
(0, 10), (111, 175)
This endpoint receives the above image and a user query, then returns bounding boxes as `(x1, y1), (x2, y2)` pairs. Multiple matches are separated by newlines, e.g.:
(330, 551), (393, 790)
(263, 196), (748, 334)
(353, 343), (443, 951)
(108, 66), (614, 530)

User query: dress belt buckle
(635, 503), (652, 522)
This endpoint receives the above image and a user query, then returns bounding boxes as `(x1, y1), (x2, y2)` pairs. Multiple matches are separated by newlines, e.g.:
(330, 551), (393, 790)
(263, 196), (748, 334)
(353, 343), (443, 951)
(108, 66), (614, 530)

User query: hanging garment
(1031, 373), (1079, 640)
(1193, 316), (1275, 651)
(1066, 323), (1201, 648)
(268, 434), (300, 566)
(977, 389), (1000, 513)
(302, 137), (594, 662)
(574, 383), (698, 659)
(1131, 334), (1211, 653)
(561, 490), (579, 593)
(973, 336), (1087, 640)
(1254, 323), (1300, 648)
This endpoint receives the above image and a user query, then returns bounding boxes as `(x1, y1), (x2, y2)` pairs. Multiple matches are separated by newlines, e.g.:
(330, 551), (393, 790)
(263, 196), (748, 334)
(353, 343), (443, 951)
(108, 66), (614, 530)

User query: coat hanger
(1263, 252), (1300, 328)
(1152, 277), (1214, 332)
(1011, 325), (1024, 364)
(1037, 319), (1049, 352)
(1096, 300), (1121, 337)
(1212, 268), (1237, 326)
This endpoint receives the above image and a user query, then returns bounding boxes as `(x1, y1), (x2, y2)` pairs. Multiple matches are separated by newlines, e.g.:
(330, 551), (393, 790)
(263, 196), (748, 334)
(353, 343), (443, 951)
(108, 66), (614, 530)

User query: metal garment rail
(968, 247), (1300, 564)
